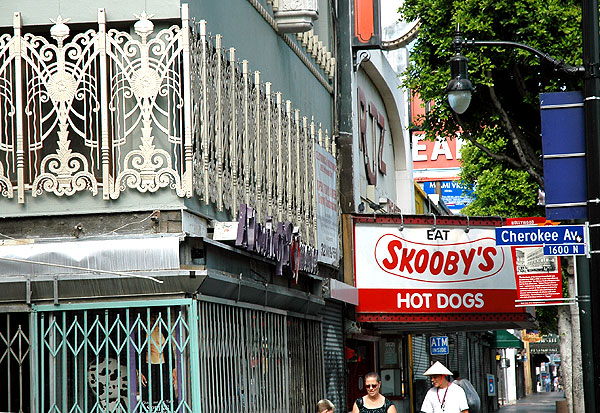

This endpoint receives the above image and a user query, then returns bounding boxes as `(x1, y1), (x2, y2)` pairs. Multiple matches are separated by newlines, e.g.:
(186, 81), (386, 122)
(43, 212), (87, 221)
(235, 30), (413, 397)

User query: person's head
(364, 372), (381, 397)
(317, 399), (334, 413)
(429, 374), (448, 388)
(423, 362), (453, 388)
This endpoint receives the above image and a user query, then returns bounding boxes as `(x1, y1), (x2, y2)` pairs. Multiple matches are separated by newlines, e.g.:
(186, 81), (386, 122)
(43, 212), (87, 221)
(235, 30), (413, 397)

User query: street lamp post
(446, 2), (600, 408)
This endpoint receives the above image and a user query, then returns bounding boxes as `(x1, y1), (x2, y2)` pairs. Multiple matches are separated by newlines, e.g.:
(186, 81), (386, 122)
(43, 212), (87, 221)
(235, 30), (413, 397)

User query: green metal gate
(1, 299), (200, 413)
(2, 298), (324, 413)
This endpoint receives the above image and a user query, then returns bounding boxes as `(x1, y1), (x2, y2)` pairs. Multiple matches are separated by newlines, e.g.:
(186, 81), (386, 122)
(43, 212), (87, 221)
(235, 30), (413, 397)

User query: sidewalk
(496, 391), (565, 413)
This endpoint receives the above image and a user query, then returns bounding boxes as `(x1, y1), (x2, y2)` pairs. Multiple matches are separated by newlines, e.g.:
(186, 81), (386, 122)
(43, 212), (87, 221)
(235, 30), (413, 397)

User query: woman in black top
(352, 372), (397, 413)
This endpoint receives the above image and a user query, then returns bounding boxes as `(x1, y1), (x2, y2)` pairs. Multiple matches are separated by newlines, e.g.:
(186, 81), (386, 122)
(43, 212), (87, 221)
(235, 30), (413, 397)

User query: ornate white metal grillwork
(190, 19), (333, 247)
(0, 7), (334, 250)
(0, 8), (193, 203)
(105, 11), (193, 199)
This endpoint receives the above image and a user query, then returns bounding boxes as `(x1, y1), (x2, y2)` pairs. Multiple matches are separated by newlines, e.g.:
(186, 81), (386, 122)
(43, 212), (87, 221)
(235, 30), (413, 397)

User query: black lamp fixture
(446, 27), (473, 114)
(445, 25), (585, 114)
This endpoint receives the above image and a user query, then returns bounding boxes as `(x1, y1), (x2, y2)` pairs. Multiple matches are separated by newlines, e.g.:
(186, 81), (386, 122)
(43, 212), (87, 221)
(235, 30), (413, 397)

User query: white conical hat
(423, 361), (453, 376)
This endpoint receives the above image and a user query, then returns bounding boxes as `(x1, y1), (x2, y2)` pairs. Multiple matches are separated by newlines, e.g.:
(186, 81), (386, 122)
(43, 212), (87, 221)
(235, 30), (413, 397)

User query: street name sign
(543, 244), (586, 256)
(430, 336), (449, 355)
(495, 225), (585, 246)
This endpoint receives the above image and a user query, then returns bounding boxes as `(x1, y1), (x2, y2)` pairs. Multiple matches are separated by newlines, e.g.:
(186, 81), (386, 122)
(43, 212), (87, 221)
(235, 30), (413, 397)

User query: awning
(0, 235), (206, 303)
(493, 330), (524, 349)
(323, 278), (358, 305)
(355, 312), (537, 332)
(0, 235), (182, 279)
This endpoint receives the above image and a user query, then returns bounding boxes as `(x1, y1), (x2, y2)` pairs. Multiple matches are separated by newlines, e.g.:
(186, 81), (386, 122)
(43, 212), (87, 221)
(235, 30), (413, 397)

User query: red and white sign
(505, 217), (562, 304)
(354, 222), (523, 314)
(412, 132), (464, 182)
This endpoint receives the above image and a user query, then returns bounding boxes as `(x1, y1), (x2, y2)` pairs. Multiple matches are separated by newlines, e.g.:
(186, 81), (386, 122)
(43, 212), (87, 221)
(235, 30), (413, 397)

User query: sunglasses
(365, 384), (378, 389)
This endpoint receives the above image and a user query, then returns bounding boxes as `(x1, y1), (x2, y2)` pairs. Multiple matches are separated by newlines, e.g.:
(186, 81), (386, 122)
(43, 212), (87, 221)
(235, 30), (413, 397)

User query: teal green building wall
(187, 0), (333, 132)
(0, 0), (180, 26)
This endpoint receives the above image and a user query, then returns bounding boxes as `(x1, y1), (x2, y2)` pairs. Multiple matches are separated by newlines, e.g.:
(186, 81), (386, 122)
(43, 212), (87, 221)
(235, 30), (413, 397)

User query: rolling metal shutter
(412, 335), (430, 412)
(319, 300), (346, 412)
(412, 335), (430, 380)
(456, 332), (469, 378)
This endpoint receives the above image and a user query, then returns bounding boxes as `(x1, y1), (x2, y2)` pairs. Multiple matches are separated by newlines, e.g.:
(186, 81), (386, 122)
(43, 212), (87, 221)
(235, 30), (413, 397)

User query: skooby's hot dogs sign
(354, 222), (521, 314)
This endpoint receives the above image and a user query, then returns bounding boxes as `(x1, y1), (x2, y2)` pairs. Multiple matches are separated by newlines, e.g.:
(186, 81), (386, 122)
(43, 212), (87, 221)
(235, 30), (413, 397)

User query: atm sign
(430, 336), (449, 355)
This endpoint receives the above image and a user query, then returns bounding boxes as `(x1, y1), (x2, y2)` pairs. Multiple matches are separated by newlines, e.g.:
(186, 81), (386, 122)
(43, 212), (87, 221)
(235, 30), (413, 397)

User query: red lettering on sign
(375, 234), (506, 283)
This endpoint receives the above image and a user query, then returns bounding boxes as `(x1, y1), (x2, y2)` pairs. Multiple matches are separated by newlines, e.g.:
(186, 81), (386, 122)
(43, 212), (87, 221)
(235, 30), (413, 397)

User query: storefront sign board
(354, 220), (524, 314)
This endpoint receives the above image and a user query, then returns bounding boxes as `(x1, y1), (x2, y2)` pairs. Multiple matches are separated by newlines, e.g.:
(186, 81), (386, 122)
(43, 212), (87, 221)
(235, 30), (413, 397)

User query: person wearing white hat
(420, 362), (469, 413)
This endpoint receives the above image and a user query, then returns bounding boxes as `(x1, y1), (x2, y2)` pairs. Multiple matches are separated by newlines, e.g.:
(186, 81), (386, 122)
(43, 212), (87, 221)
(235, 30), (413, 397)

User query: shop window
(379, 337), (408, 399)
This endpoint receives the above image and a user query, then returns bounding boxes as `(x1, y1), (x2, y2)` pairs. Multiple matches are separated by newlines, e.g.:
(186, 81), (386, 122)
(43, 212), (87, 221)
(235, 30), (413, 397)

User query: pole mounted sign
(495, 225), (586, 246)
(540, 91), (587, 220)
(543, 244), (586, 256)
(487, 374), (496, 396)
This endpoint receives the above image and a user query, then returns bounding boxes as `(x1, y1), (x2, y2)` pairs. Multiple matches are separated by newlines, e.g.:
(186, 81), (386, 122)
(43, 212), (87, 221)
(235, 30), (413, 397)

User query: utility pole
(581, 0), (600, 409)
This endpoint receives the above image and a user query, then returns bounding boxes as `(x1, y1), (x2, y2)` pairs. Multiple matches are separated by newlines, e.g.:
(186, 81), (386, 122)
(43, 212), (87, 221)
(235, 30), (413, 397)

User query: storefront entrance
(346, 339), (376, 409)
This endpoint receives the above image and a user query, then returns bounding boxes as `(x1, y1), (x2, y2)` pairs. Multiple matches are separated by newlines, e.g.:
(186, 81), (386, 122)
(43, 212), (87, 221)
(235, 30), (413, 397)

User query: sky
(381, 0), (403, 37)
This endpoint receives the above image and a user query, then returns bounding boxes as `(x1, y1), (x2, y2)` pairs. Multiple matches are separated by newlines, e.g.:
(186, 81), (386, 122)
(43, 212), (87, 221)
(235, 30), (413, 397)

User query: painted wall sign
(354, 221), (523, 314)
(412, 133), (464, 181)
(315, 144), (339, 266)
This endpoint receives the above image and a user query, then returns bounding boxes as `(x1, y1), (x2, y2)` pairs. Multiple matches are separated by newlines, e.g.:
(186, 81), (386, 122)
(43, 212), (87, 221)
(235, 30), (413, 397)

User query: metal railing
(190, 18), (334, 247)
(0, 9), (193, 203)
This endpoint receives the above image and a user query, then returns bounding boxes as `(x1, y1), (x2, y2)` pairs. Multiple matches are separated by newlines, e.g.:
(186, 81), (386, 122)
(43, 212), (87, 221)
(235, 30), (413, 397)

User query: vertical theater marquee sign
(353, 215), (530, 322)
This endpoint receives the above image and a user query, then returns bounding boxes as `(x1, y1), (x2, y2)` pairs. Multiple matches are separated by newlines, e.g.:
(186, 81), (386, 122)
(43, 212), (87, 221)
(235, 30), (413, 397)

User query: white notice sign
(315, 144), (338, 266)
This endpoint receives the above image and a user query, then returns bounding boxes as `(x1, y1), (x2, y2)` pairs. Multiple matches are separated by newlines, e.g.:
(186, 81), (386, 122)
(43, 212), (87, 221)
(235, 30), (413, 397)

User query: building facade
(0, 0), (346, 412)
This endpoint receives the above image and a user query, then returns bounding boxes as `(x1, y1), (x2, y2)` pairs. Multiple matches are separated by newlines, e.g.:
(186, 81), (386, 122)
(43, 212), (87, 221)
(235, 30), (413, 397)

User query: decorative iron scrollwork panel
(105, 13), (187, 198)
(0, 9), (193, 202)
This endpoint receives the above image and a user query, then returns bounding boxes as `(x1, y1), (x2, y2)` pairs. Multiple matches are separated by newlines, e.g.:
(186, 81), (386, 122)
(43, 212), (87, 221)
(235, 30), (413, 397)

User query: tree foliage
(400, 0), (583, 217)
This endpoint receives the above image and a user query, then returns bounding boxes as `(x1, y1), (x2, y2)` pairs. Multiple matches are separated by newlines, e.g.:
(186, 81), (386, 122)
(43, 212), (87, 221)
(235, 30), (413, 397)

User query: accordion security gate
(0, 300), (200, 413)
(197, 299), (324, 413)
(1, 298), (324, 413)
